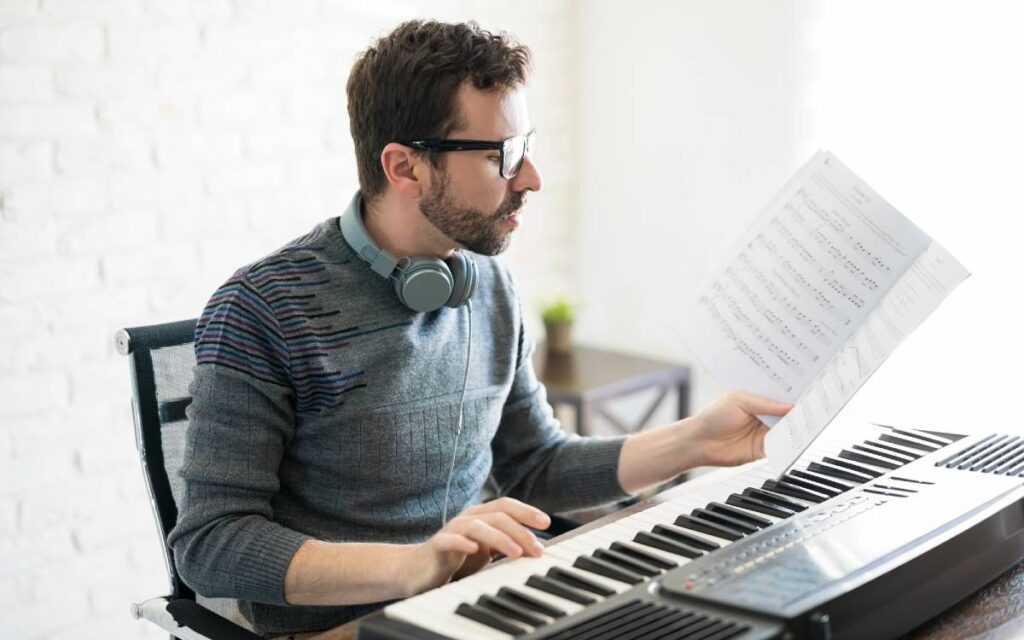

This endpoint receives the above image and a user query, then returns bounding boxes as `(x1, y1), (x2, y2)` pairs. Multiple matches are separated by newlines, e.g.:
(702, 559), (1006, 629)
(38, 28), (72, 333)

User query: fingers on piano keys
(392, 427), (958, 639)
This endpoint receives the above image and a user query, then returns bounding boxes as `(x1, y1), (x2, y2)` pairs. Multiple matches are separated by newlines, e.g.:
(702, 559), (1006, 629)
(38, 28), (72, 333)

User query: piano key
(878, 433), (939, 452)
(725, 494), (792, 519)
(572, 555), (645, 585)
(743, 487), (808, 511)
(808, 461), (872, 484)
(674, 514), (745, 541)
(799, 465), (862, 488)
(388, 598), (513, 640)
(497, 586), (567, 619)
(822, 456), (884, 478)
(888, 427), (949, 448)
(852, 442), (915, 464)
(706, 501), (774, 527)
(516, 553), (627, 595)
(782, 472), (845, 496)
(526, 575), (597, 605)
(690, 508), (759, 535)
(685, 620), (734, 640)
(634, 530), (706, 558)
(592, 547), (661, 577)
(477, 594), (549, 628)
(455, 602), (529, 636)
(609, 541), (679, 569)
(762, 479), (827, 503)
(865, 439), (924, 459)
(651, 523), (721, 551)
(840, 448), (900, 470)
(546, 566), (616, 597)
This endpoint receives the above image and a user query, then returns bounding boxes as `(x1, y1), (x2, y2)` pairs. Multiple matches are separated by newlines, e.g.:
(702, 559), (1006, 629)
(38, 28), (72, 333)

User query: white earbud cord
(441, 299), (472, 527)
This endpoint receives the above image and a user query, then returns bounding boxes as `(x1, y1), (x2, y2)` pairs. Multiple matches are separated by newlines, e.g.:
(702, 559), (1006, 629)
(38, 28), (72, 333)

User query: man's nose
(512, 155), (543, 193)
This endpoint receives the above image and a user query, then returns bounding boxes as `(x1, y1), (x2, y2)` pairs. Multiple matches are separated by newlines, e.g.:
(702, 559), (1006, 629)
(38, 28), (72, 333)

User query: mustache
(496, 191), (526, 218)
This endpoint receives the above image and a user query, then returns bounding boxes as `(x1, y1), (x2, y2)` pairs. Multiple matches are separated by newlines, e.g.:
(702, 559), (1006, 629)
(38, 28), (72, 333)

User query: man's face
(419, 84), (543, 256)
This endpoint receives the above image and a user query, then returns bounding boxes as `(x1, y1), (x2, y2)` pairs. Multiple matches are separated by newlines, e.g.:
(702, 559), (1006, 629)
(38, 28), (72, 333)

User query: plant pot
(544, 321), (573, 355)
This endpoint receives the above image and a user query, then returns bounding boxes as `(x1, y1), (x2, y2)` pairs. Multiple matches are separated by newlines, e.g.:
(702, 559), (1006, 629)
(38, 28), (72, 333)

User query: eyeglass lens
(502, 132), (535, 179)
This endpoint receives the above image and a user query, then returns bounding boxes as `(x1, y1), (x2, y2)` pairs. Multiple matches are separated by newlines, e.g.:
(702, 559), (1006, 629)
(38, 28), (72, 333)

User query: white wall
(0, 2), (577, 637)
(573, 0), (1024, 433)
(574, 0), (818, 417)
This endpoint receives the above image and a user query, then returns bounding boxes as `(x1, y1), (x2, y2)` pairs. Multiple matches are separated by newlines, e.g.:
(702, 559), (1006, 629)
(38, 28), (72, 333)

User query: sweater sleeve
(166, 272), (312, 606)
(489, 316), (630, 513)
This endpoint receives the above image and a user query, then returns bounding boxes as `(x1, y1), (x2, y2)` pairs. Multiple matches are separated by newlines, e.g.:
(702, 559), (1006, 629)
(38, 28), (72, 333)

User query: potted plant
(540, 297), (576, 355)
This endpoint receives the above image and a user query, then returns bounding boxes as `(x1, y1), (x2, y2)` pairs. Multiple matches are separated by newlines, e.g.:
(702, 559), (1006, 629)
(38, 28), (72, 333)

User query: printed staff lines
(784, 202), (880, 292)
(701, 294), (794, 393)
(724, 267), (819, 362)
(737, 253), (835, 346)
(794, 187), (893, 276)
(710, 282), (805, 376)
(754, 233), (850, 325)
(770, 215), (867, 310)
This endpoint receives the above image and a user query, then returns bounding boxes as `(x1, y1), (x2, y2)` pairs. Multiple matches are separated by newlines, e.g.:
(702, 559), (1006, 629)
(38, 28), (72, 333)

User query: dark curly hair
(346, 20), (532, 201)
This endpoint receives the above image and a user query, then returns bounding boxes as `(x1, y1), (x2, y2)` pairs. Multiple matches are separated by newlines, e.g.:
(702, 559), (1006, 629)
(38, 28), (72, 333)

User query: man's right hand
(404, 497), (551, 596)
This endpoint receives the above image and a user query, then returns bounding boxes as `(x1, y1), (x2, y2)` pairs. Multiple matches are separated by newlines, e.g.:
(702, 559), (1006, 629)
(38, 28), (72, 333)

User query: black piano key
(915, 428), (965, 443)
(593, 547), (661, 577)
(573, 555), (645, 585)
(889, 427), (948, 447)
(807, 462), (870, 485)
(725, 493), (792, 519)
(526, 575), (597, 605)
(822, 456), (883, 478)
(497, 586), (566, 618)
(547, 566), (615, 597)
(879, 433), (939, 452)
(839, 449), (900, 470)
(691, 507), (759, 534)
(690, 621), (741, 640)
(651, 523), (720, 551)
(637, 615), (710, 640)
(762, 479), (826, 503)
(863, 488), (907, 497)
(455, 602), (528, 635)
(743, 487), (807, 511)
(782, 472), (844, 496)
(674, 514), (745, 541)
(852, 443), (913, 464)
(635, 530), (707, 557)
(873, 483), (917, 493)
(706, 501), (773, 527)
(610, 541), (679, 570)
(477, 594), (548, 628)
(865, 439), (923, 459)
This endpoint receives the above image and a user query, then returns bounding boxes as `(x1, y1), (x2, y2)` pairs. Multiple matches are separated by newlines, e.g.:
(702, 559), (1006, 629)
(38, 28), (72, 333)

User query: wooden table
(532, 344), (692, 436)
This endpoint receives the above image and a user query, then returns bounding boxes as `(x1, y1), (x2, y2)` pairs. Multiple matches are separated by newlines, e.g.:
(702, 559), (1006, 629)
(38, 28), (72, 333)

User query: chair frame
(118, 319), (261, 640)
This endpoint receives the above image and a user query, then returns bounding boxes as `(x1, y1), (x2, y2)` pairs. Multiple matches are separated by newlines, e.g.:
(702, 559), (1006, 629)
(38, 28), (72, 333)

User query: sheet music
(679, 151), (969, 474)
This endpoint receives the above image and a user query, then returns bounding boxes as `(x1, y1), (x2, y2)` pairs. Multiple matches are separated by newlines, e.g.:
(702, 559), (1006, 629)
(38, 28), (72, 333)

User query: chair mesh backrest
(151, 342), (197, 510)
(121, 319), (198, 600)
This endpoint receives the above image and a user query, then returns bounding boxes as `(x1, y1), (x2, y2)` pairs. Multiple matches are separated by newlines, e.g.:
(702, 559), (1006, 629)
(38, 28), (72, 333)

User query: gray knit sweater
(167, 202), (629, 637)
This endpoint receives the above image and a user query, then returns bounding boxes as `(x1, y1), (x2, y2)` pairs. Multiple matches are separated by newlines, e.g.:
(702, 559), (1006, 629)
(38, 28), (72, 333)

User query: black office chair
(117, 319), (261, 640)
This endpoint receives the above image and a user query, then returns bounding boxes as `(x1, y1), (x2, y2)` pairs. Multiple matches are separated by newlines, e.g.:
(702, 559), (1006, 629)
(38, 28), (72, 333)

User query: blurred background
(1, 0), (1022, 637)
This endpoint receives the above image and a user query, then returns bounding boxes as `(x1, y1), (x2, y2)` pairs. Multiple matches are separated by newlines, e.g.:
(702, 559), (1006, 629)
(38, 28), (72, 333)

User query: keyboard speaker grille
(936, 434), (1024, 475)
(546, 599), (750, 640)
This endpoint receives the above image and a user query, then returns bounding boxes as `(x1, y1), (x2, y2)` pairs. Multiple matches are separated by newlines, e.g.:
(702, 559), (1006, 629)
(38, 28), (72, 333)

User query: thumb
(732, 391), (793, 417)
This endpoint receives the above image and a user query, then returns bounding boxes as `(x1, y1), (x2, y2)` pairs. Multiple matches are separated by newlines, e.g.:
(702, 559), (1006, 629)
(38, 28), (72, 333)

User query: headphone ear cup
(394, 257), (455, 312)
(445, 252), (477, 308)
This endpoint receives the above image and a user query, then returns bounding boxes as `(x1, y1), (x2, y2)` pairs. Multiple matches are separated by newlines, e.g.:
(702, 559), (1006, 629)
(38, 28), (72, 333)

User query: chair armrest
(131, 596), (263, 640)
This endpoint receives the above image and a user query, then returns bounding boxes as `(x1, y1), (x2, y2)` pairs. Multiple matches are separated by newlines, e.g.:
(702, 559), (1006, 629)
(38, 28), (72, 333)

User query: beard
(419, 168), (525, 256)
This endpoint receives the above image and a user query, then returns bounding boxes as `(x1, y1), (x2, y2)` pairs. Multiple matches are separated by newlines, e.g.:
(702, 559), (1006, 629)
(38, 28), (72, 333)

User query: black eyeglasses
(404, 129), (536, 179)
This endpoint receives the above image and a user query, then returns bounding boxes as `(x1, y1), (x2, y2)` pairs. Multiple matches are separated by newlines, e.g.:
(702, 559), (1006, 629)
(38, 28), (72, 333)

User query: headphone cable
(441, 299), (472, 527)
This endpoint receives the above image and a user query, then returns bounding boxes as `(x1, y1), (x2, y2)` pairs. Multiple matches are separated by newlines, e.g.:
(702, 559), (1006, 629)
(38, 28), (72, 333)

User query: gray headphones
(339, 192), (477, 313)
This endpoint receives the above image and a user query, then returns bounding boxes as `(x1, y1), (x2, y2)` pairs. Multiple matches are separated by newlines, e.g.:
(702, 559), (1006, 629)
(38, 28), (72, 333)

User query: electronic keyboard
(358, 423), (1024, 640)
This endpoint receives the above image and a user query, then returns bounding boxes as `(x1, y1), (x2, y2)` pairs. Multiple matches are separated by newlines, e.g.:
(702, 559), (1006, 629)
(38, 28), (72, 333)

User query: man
(168, 19), (791, 638)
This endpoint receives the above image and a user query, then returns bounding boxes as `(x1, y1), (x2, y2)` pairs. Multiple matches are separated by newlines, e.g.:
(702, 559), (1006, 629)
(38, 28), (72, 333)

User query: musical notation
(679, 151), (968, 472)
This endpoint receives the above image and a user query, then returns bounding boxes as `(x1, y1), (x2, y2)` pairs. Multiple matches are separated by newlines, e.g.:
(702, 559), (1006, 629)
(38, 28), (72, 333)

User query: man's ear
(380, 142), (428, 198)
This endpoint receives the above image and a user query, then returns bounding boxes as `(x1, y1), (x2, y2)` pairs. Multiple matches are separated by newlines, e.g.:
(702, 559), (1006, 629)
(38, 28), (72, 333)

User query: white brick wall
(0, 1), (577, 638)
